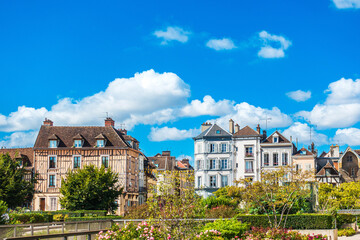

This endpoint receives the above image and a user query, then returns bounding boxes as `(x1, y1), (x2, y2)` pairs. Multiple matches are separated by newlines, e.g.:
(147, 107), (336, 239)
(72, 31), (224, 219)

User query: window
(325, 168), (331, 176)
(196, 160), (201, 170)
(197, 143), (202, 153)
(49, 140), (57, 148)
(210, 159), (216, 169)
(74, 140), (82, 148)
(221, 143), (227, 153)
(197, 176), (201, 187)
(351, 168), (356, 177)
(347, 156), (353, 162)
(245, 147), (253, 157)
(301, 150), (306, 155)
(210, 144), (215, 153)
(221, 175), (228, 187)
(282, 153), (288, 166)
(296, 164), (301, 172)
(97, 139), (105, 147)
(216, 130), (221, 134)
(49, 156), (56, 169)
(273, 153), (278, 166)
(245, 161), (253, 173)
(210, 176), (217, 187)
(102, 156), (109, 168)
(49, 174), (56, 187)
(245, 177), (253, 187)
(273, 137), (278, 143)
(73, 156), (81, 168)
(50, 198), (57, 211)
(221, 159), (228, 169)
(306, 164), (312, 170)
(264, 153), (269, 166)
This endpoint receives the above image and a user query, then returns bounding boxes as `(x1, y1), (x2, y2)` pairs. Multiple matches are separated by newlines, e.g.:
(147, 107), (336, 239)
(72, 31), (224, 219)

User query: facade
(32, 118), (147, 215)
(292, 147), (316, 179)
(338, 147), (360, 182)
(148, 151), (176, 171)
(315, 145), (341, 185)
(260, 131), (294, 171)
(193, 122), (233, 198)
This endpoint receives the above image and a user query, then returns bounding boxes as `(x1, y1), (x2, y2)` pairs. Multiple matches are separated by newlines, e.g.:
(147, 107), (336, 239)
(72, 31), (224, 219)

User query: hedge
(40, 210), (107, 217)
(236, 214), (334, 229)
(9, 213), (53, 224)
(67, 216), (123, 221)
(337, 213), (360, 227)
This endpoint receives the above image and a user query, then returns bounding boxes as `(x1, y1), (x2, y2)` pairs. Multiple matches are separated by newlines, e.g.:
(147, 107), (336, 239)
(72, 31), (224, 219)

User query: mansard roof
(193, 124), (232, 140)
(34, 125), (130, 149)
(262, 130), (291, 144)
(233, 126), (261, 137)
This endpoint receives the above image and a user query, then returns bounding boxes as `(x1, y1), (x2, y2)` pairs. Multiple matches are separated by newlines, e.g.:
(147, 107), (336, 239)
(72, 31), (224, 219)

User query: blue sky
(0, 0), (360, 162)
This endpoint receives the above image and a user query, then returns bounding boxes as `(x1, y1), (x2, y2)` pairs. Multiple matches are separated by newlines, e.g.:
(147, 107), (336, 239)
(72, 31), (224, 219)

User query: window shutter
(216, 159), (220, 169)
(206, 159), (210, 170)
(214, 144), (218, 153)
(229, 160), (232, 169)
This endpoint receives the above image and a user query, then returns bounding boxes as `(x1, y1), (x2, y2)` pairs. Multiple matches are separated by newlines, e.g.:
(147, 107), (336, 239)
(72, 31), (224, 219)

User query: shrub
(338, 228), (356, 237)
(195, 229), (224, 239)
(243, 227), (327, 240)
(67, 215), (122, 221)
(202, 195), (237, 209)
(0, 200), (8, 224)
(202, 218), (249, 239)
(53, 214), (68, 222)
(123, 204), (149, 219)
(8, 212), (53, 224)
(336, 213), (357, 227)
(205, 205), (237, 218)
(236, 214), (333, 229)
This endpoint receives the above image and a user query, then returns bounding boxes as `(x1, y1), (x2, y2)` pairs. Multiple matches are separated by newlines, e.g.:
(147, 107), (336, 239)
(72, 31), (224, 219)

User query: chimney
(256, 124), (261, 134)
(105, 117), (115, 127)
(332, 144), (340, 157)
(290, 136), (292, 143)
(162, 151), (171, 156)
(201, 122), (212, 133)
(229, 119), (234, 134)
(235, 123), (240, 133)
(119, 129), (127, 135)
(43, 118), (53, 126)
(311, 142), (315, 153)
(262, 130), (267, 139)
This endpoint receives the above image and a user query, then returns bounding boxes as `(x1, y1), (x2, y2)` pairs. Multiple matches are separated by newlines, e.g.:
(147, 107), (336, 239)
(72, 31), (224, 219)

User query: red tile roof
(233, 126), (261, 137)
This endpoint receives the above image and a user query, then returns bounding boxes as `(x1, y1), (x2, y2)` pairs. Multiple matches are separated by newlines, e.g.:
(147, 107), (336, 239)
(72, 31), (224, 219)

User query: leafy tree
(0, 153), (36, 208)
(319, 182), (360, 211)
(60, 165), (123, 212)
(0, 200), (8, 224)
(236, 166), (313, 228)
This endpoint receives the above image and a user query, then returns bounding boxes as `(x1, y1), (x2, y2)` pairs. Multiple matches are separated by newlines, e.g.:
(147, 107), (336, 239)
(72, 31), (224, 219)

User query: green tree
(60, 165), (123, 212)
(319, 182), (360, 211)
(0, 153), (36, 208)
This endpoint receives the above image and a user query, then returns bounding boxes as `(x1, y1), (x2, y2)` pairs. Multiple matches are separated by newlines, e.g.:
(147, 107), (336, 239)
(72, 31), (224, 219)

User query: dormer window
(74, 140), (82, 148)
(216, 130), (221, 134)
(273, 137), (279, 143)
(301, 150), (306, 155)
(97, 139), (105, 147)
(49, 140), (58, 148)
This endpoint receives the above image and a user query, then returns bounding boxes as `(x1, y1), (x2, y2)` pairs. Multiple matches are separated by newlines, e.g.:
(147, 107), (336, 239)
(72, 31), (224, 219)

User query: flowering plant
(243, 227), (327, 240)
(195, 229), (224, 239)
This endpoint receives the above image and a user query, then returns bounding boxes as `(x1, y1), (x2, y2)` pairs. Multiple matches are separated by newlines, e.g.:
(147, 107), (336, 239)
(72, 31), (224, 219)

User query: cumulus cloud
(180, 95), (234, 117)
(0, 131), (38, 148)
(332, 0), (360, 9)
(258, 31), (292, 58)
(148, 127), (200, 142)
(282, 122), (328, 145)
(206, 38), (237, 51)
(332, 128), (360, 145)
(153, 26), (191, 45)
(211, 102), (292, 130)
(286, 90), (312, 102)
(297, 78), (360, 129)
(176, 154), (193, 161)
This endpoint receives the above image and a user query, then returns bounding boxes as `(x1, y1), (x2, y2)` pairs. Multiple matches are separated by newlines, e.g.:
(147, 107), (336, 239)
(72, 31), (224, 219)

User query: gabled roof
(233, 126), (261, 137)
(72, 133), (83, 139)
(293, 147), (314, 156)
(48, 134), (58, 140)
(316, 160), (339, 176)
(0, 148), (34, 167)
(34, 125), (129, 149)
(193, 124), (231, 140)
(262, 130), (291, 144)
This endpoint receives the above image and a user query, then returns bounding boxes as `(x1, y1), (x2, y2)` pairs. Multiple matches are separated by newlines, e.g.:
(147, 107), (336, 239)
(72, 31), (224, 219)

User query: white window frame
(50, 197), (57, 211)
(209, 175), (217, 187)
(48, 155), (57, 169)
(221, 159), (228, 169)
(264, 153), (269, 166)
(273, 153), (279, 166)
(221, 143), (227, 153)
(210, 144), (215, 153)
(48, 174), (56, 188)
(209, 159), (216, 169)
(273, 136), (279, 143)
(101, 155), (109, 168)
(97, 139), (105, 148)
(221, 175), (228, 187)
(282, 152), (288, 166)
(74, 140), (82, 148)
(49, 140), (58, 148)
(197, 176), (202, 188)
(72, 155), (81, 169)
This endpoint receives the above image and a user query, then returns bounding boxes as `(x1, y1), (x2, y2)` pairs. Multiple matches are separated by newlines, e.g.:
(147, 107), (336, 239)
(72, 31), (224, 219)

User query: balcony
(245, 168), (254, 173)
(245, 153), (254, 158)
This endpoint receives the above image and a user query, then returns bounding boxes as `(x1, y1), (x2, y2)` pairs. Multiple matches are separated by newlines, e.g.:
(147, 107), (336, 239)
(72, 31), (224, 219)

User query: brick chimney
(256, 124), (261, 134)
(201, 122), (212, 133)
(235, 123), (240, 133)
(262, 130), (267, 139)
(229, 119), (234, 134)
(105, 117), (115, 127)
(162, 151), (171, 156)
(43, 118), (53, 126)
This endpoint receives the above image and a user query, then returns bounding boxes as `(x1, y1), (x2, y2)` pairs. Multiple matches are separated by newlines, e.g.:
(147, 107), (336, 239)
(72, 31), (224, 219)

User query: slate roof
(262, 131), (291, 144)
(233, 126), (261, 137)
(0, 148), (34, 167)
(193, 124), (232, 140)
(34, 125), (130, 149)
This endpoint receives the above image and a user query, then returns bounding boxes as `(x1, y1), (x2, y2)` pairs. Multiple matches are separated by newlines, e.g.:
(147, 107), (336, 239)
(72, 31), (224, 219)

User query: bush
(202, 218), (249, 239)
(195, 229), (224, 239)
(123, 204), (149, 219)
(338, 228), (356, 237)
(53, 214), (68, 222)
(337, 213), (357, 227)
(8, 213), (53, 224)
(202, 195), (237, 209)
(67, 215), (122, 221)
(243, 227), (327, 240)
(0, 200), (8, 224)
(236, 214), (333, 229)
(205, 205), (237, 218)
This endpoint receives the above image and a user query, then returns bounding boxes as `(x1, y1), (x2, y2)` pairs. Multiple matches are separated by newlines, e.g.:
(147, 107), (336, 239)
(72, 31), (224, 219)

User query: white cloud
(176, 154), (193, 161)
(282, 122), (328, 145)
(153, 26), (191, 45)
(211, 102), (292, 131)
(0, 131), (38, 148)
(258, 31), (292, 58)
(332, 128), (360, 145)
(286, 90), (312, 102)
(148, 127), (200, 142)
(333, 0), (360, 9)
(180, 95), (234, 117)
(297, 78), (360, 129)
(206, 38), (237, 51)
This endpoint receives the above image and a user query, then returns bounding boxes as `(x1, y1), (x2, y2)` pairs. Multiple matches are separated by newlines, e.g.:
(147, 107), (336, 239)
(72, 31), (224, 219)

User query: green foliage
(338, 228), (356, 237)
(319, 182), (360, 211)
(0, 200), (8, 224)
(243, 227), (327, 240)
(202, 195), (237, 209)
(236, 214), (334, 229)
(8, 212), (53, 224)
(336, 213), (357, 227)
(205, 205), (237, 218)
(67, 215), (122, 221)
(44, 210), (108, 217)
(0, 153), (36, 208)
(60, 165), (123, 212)
(202, 218), (249, 239)
(123, 204), (149, 219)
(195, 230), (224, 239)
(53, 214), (67, 221)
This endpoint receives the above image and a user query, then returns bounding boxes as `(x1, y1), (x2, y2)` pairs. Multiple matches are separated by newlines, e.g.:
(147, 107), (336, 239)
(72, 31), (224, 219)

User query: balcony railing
(245, 153), (254, 158)
(245, 168), (254, 173)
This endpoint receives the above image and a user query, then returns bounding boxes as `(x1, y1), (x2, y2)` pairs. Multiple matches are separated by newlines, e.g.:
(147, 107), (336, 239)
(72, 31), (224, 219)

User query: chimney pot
(256, 124), (261, 134)
(43, 118), (53, 126)
(105, 117), (115, 127)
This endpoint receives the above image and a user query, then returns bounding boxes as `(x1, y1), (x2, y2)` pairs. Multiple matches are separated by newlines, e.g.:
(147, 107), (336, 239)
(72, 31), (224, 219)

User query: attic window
(216, 130), (221, 134)
(301, 150), (306, 155)
(49, 140), (58, 148)
(97, 139), (105, 147)
(74, 140), (82, 148)
(273, 137), (279, 143)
